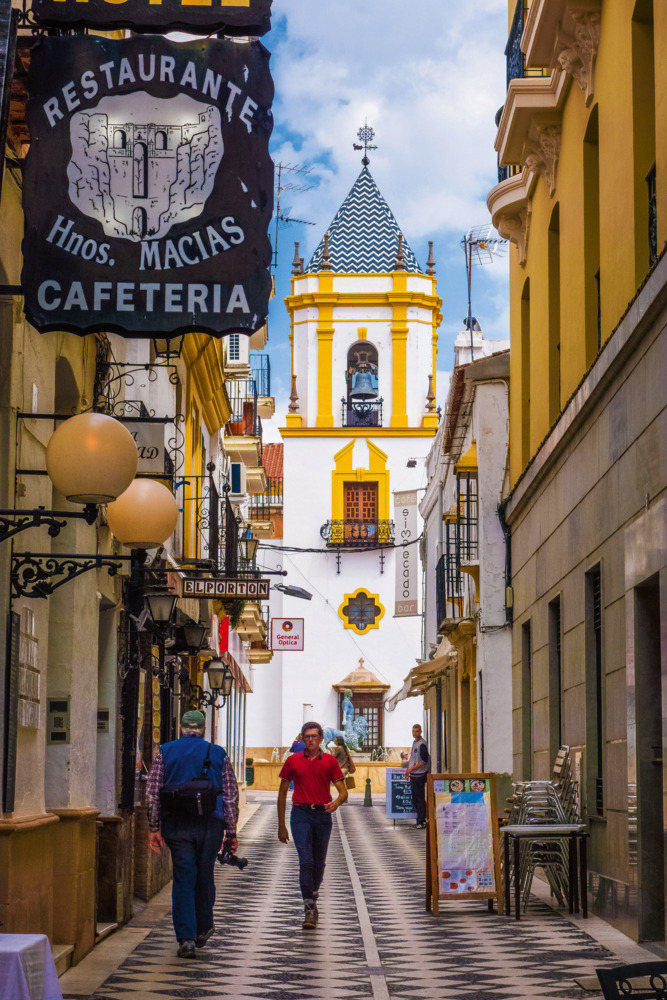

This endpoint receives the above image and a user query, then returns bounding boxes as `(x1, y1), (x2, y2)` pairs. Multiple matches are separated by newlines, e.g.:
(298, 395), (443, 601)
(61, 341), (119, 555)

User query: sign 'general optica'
(270, 618), (304, 651)
(22, 34), (274, 338)
(32, 0), (272, 36)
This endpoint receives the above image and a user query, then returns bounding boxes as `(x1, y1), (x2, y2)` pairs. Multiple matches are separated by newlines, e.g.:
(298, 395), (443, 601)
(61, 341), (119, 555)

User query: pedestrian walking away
(146, 709), (239, 959)
(405, 723), (430, 828)
(277, 720), (347, 930)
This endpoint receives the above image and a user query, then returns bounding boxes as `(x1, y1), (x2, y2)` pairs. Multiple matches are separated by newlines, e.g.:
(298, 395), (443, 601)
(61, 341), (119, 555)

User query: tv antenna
(273, 162), (316, 269)
(460, 225), (507, 359)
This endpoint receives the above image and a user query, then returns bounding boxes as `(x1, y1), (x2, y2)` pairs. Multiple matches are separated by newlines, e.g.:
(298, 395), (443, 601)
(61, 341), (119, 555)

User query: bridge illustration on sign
(67, 94), (223, 242)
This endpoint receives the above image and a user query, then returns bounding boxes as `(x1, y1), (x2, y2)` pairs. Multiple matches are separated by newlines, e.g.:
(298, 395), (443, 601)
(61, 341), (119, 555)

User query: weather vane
(353, 122), (378, 165)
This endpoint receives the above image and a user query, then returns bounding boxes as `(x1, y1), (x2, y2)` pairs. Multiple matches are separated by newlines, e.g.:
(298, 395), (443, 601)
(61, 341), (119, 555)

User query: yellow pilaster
(390, 270), (409, 427)
(316, 273), (335, 428)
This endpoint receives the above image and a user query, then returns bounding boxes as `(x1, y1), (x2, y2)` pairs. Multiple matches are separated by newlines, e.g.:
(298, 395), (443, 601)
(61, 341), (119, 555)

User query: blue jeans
(162, 814), (224, 941)
(290, 807), (333, 901)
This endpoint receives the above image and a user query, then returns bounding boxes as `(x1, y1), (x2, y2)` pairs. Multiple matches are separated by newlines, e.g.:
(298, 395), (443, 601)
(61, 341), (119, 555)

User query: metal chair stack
(504, 746), (581, 911)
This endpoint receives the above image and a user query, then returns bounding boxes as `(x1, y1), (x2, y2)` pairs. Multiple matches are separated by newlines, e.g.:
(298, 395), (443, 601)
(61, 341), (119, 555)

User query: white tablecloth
(0, 934), (63, 1000)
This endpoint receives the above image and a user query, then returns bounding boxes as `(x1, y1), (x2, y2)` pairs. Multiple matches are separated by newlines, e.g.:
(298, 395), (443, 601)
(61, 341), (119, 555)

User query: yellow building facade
(489, 0), (666, 946)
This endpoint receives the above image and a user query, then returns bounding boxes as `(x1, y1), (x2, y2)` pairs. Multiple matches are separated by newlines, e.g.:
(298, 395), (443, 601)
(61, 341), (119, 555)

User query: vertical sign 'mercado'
(22, 34), (274, 338)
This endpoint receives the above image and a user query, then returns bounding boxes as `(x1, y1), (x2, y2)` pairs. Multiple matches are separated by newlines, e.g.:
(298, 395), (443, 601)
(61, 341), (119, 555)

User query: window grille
(456, 473), (478, 563)
(228, 334), (240, 361)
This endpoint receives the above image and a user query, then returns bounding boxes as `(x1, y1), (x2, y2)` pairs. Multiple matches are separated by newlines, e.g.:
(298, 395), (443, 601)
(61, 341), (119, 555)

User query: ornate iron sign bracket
(12, 550), (128, 599)
(0, 504), (97, 544)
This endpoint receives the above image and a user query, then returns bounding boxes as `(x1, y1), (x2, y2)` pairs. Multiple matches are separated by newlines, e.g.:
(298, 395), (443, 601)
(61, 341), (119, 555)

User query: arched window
(114, 129), (126, 149)
(344, 341), (380, 427)
(132, 206), (147, 239)
(133, 141), (148, 199)
(155, 130), (167, 151)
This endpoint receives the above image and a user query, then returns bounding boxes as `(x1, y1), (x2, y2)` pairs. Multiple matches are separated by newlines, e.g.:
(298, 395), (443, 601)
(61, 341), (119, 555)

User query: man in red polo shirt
(278, 720), (347, 929)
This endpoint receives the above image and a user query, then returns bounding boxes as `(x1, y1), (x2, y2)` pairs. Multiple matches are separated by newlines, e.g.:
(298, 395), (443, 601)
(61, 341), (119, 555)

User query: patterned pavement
(60, 797), (628, 1000)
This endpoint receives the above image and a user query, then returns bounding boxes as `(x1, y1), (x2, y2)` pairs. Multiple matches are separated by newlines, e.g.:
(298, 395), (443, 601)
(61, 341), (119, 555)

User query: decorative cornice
(523, 122), (561, 196)
(487, 168), (536, 267)
(554, 8), (601, 107)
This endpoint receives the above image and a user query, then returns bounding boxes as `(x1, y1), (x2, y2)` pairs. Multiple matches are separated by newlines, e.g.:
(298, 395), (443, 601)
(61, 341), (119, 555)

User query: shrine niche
(333, 659), (390, 751)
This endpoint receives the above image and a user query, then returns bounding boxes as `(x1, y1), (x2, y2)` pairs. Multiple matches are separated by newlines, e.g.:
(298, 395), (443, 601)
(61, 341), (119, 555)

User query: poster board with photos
(425, 773), (503, 916)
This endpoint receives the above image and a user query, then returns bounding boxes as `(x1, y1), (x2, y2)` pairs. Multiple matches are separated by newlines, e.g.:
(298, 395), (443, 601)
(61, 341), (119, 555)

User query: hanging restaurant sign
(21, 34), (274, 339)
(182, 577), (270, 599)
(32, 0), (272, 36)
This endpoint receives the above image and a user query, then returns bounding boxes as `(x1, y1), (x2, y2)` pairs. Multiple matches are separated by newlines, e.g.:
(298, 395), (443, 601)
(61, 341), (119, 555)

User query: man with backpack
(404, 723), (430, 828)
(146, 709), (239, 958)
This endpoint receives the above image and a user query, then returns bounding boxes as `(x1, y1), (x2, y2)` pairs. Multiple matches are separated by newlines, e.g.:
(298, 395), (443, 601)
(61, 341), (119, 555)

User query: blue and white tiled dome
(306, 166), (423, 274)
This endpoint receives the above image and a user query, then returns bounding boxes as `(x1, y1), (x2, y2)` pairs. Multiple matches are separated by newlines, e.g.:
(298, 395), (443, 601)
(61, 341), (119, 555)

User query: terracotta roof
(262, 443), (283, 479)
(333, 659), (390, 692)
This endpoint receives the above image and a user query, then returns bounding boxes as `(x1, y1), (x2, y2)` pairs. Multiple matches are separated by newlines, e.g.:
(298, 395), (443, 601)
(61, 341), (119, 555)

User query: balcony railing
(320, 520), (395, 548)
(248, 476), (283, 521)
(341, 398), (383, 427)
(250, 352), (271, 398)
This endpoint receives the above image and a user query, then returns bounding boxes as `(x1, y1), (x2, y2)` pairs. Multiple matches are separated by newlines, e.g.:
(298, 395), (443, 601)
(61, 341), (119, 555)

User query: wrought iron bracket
(12, 551), (130, 599)
(0, 504), (98, 543)
(180, 675), (228, 710)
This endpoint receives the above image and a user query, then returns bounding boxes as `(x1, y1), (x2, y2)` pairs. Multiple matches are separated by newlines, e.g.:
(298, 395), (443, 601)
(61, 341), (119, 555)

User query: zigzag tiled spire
(306, 166), (423, 274)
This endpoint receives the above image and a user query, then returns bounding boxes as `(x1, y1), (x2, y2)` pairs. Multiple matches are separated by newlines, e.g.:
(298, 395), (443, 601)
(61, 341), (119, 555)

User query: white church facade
(246, 161), (443, 756)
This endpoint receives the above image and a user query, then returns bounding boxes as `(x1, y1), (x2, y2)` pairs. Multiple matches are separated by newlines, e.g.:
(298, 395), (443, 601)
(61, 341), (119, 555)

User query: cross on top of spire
(353, 122), (378, 166)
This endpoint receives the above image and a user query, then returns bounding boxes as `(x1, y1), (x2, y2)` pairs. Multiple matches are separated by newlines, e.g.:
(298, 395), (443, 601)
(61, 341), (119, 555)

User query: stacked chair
(504, 746), (581, 912)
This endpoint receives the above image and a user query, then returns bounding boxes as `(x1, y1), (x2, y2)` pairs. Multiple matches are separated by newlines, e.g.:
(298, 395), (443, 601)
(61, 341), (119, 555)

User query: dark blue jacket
(161, 736), (227, 818)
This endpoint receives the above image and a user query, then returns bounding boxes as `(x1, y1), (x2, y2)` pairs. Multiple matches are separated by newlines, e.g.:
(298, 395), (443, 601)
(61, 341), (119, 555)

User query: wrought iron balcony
(248, 476), (283, 521)
(250, 352), (271, 398)
(341, 398), (383, 427)
(320, 520), (394, 548)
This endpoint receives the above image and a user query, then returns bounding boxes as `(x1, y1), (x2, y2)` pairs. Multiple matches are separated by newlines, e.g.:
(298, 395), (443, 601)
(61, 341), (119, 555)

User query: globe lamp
(46, 412), (138, 504)
(106, 479), (178, 548)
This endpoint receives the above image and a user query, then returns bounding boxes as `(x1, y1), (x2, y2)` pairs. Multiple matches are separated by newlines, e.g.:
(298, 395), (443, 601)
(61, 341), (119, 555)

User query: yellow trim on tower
(338, 588), (386, 635)
(358, 327), (367, 340)
(455, 440), (478, 474)
(280, 427), (437, 438)
(331, 439), (390, 521)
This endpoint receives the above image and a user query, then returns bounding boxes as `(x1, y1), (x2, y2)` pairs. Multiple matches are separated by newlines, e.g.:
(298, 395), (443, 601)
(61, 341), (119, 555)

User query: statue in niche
(323, 689), (368, 751)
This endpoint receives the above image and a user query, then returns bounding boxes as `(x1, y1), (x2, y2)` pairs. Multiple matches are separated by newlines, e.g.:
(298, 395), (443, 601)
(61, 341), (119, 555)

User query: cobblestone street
(58, 794), (657, 1000)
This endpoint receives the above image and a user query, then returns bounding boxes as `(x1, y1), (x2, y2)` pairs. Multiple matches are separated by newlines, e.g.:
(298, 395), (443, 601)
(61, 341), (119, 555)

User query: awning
(385, 651), (452, 712)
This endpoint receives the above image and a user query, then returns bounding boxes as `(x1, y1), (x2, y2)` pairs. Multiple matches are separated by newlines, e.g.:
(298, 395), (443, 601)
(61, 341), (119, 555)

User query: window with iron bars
(456, 472), (478, 563)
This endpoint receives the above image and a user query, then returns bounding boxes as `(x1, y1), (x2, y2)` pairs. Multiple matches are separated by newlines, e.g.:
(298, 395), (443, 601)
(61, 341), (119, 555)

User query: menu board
(386, 768), (417, 820)
(425, 773), (503, 916)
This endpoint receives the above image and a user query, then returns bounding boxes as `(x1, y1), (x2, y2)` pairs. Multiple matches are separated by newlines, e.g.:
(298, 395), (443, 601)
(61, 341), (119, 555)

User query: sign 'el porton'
(32, 0), (272, 36)
(22, 34), (274, 339)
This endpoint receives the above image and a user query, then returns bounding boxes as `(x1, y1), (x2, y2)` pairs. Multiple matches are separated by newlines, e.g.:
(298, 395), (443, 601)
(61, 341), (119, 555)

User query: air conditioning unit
(230, 462), (246, 495)
(225, 333), (250, 370)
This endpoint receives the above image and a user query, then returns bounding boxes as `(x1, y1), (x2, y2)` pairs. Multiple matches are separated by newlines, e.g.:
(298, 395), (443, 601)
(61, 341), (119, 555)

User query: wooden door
(344, 482), (378, 543)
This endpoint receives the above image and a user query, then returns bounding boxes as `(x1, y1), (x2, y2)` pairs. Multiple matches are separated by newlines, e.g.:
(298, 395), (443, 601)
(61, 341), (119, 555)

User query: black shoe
(177, 939), (196, 958)
(195, 926), (215, 948)
(415, 822), (426, 829)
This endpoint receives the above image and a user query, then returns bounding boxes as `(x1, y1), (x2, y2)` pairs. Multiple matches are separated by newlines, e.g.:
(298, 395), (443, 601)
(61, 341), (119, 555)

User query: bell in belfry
(349, 368), (378, 400)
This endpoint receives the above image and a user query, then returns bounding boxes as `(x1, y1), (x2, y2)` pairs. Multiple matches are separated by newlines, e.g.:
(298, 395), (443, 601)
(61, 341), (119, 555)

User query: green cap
(181, 710), (206, 729)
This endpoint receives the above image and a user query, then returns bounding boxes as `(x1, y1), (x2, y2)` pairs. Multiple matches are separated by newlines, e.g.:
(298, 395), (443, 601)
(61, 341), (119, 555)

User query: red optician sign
(270, 618), (304, 651)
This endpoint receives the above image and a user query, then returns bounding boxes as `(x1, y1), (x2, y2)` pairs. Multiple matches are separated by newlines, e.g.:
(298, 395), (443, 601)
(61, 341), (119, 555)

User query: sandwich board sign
(425, 773), (503, 916)
(22, 33), (273, 339)
(386, 768), (417, 821)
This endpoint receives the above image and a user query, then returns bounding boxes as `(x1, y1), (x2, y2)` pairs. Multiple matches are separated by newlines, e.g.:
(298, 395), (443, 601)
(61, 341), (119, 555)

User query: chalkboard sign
(425, 773), (503, 916)
(386, 767), (417, 820)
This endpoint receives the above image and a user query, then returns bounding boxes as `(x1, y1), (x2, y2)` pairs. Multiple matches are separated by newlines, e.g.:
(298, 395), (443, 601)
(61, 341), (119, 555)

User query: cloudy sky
(261, 0), (511, 440)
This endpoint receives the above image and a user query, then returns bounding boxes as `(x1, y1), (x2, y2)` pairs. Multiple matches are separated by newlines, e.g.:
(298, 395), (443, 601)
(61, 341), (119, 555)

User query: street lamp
(152, 336), (184, 361)
(181, 622), (208, 655)
(46, 411), (138, 503)
(239, 526), (259, 565)
(106, 479), (179, 548)
(144, 591), (178, 630)
(204, 658), (234, 702)
(2, 412), (140, 544)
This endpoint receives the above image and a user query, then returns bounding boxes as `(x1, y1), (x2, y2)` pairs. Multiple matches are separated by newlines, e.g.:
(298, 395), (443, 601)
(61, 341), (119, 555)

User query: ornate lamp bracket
(0, 505), (98, 544)
(12, 551), (127, 599)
